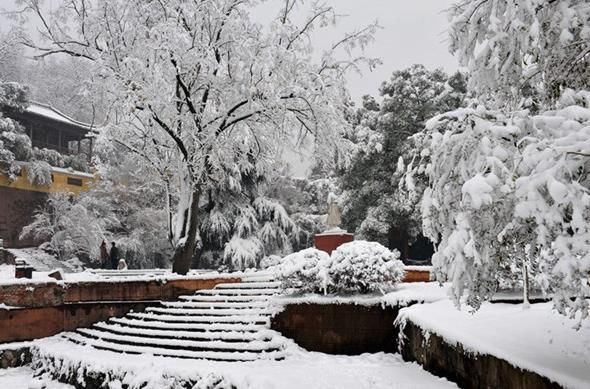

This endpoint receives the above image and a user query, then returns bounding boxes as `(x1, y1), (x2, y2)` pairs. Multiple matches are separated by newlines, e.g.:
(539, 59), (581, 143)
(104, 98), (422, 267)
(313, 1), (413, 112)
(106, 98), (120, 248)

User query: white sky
(306, 0), (459, 101)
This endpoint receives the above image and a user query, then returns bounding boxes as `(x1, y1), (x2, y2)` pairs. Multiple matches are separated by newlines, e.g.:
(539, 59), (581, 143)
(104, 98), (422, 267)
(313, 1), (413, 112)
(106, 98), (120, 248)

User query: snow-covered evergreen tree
(338, 66), (466, 255)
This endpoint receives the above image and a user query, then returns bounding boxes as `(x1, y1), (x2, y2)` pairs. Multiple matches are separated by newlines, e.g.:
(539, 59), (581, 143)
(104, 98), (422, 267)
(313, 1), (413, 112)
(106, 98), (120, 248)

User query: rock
(48, 269), (64, 280)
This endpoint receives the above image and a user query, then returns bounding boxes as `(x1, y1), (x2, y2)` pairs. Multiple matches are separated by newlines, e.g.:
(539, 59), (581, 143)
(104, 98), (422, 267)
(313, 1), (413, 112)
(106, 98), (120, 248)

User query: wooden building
(5, 102), (95, 162)
(0, 102), (96, 248)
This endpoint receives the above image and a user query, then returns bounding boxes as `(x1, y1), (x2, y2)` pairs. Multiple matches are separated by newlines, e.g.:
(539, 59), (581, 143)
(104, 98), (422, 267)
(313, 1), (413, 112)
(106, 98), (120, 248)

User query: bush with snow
(327, 241), (404, 293)
(272, 248), (330, 292)
(273, 241), (404, 294)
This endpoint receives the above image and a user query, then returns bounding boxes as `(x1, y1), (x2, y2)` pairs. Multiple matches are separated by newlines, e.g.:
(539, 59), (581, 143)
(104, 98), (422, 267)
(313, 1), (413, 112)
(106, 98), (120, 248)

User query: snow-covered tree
(449, 0), (590, 107)
(20, 0), (378, 274)
(197, 168), (298, 270)
(338, 66), (466, 256)
(0, 30), (24, 82)
(0, 81), (33, 179)
(405, 90), (590, 322)
(22, 144), (174, 268)
(266, 173), (338, 251)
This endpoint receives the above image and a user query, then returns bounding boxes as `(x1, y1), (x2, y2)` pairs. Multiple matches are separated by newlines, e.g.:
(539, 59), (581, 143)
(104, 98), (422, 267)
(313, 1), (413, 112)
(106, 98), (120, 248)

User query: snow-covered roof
(25, 102), (98, 133)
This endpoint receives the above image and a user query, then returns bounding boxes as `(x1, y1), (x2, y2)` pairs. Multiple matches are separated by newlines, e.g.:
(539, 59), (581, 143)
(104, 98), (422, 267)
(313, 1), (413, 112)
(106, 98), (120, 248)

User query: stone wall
(398, 320), (563, 389)
(271, 303), (401, 354)
(0, 277), (240, 343)
(0, 277), (240, 308)
(0, 301), (158, 343)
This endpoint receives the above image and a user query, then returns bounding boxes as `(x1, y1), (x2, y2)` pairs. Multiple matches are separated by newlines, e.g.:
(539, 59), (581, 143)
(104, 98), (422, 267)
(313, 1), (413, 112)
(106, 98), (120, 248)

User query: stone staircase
(58, 274), (287, 362)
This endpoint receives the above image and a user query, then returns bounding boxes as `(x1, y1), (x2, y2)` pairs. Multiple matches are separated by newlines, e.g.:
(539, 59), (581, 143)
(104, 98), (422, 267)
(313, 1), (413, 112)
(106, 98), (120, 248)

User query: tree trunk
(522, 257), (530, 309)
(171, 190), (200, 275)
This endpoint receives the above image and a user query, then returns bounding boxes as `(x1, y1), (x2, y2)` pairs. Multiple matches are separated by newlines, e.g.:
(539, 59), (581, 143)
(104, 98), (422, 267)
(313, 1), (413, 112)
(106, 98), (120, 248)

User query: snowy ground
(0, 367), (73, 389)
(28, 337), (457, 389)
(398, 300), (590, 389)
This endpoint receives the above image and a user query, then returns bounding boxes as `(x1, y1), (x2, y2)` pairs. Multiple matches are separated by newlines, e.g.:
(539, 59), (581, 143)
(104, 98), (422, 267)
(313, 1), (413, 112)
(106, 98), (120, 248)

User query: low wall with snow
(0, 277), (240, 308)
(271, 303), (402, 354)
(398, 320), (563, 389)
(0, 276), (240, 343)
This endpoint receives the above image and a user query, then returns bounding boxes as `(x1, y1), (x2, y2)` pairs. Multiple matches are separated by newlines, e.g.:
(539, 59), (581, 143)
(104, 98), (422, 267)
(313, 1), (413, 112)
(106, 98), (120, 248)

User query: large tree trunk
(171, 190), (200, 275)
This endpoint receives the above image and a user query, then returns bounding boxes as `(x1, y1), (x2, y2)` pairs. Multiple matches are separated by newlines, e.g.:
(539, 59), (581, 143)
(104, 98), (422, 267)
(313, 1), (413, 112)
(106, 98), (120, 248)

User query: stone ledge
(0, 277), (241, 308)
(398, 320), (563, 389)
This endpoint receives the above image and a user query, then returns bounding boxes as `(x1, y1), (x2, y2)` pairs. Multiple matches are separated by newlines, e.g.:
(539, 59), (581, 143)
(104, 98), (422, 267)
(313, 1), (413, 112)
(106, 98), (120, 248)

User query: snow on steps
(32, 274), (288, 364)
(63, 332), (284, 361)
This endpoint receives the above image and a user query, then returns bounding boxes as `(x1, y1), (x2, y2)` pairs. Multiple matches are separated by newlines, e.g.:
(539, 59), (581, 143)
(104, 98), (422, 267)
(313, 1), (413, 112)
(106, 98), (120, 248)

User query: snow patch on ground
(398, 300), (590, 389)
(0, 366), (74, 389)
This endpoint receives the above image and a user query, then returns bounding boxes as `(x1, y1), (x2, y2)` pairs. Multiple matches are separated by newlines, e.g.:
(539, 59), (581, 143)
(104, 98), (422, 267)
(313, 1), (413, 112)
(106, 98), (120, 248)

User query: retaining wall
(398, 320), (563, 389)
(0, 277), (240, 343)
(272, 302), (564, 389)
(271, 303), (402, 354)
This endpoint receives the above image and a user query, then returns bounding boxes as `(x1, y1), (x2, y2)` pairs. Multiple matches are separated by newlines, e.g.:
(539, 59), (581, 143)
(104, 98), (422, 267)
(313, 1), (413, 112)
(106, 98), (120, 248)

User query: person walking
(99, 240), (109, 269)
(109, 242), (119, 270)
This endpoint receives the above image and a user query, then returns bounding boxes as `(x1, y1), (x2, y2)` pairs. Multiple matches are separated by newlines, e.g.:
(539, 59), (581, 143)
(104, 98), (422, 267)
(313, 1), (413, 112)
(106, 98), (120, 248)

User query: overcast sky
(309, 0), (459, 101)
(1, 0), (459, 103)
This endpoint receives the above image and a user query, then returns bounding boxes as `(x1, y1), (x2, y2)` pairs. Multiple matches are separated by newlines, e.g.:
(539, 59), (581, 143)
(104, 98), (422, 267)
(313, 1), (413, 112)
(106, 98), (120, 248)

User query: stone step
(179, 294), (272, 302)
(63, 333), (284, 361)
(214, 281), (282, 289)
(109, 317), (268, 332)
(92, 322), (274, 342)
(145, 306), (272, 316)
(194, 288), (281, 296)
(126, 312), (270, 325)
(73, 328), (283, 353)
(161, 300), (269, 309)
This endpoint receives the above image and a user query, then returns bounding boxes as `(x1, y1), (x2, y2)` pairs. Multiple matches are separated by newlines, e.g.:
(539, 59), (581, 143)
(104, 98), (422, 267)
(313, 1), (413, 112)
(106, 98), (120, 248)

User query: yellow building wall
(0, 168), (95, 195)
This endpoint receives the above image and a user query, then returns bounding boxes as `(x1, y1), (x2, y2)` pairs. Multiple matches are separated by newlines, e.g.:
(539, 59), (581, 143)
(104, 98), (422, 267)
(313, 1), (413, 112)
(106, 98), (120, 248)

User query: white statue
(326, 193), (341, 229)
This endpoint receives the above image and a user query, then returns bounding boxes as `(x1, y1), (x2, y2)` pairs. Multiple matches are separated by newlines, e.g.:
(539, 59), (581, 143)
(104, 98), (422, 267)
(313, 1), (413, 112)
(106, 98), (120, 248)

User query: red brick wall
(0, 277), (241, 343)
(0, 186), (47, 248)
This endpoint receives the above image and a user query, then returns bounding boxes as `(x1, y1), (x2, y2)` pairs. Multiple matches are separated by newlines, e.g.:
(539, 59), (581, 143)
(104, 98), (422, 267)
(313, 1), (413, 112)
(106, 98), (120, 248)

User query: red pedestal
(314, 231), (354, 255)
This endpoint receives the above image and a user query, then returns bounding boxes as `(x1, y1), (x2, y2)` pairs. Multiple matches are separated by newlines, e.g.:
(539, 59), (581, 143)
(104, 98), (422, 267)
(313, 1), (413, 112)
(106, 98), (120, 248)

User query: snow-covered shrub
(327, 241), (404, 293)
(272, 248), (330, 292)
(259, 254), (281, 270)
(273, 242), (404, 294)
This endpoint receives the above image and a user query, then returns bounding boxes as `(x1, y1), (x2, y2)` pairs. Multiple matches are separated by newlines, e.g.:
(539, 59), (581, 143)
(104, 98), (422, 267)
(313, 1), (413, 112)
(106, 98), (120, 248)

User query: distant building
(0, 102), (97, 248)
(6, 102), (96, 162)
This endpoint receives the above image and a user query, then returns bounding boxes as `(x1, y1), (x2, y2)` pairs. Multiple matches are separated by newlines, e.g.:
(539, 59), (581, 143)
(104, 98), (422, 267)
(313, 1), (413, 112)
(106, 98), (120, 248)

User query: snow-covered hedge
(273, 241), (404, 294)
(327, 241), (404, 293)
